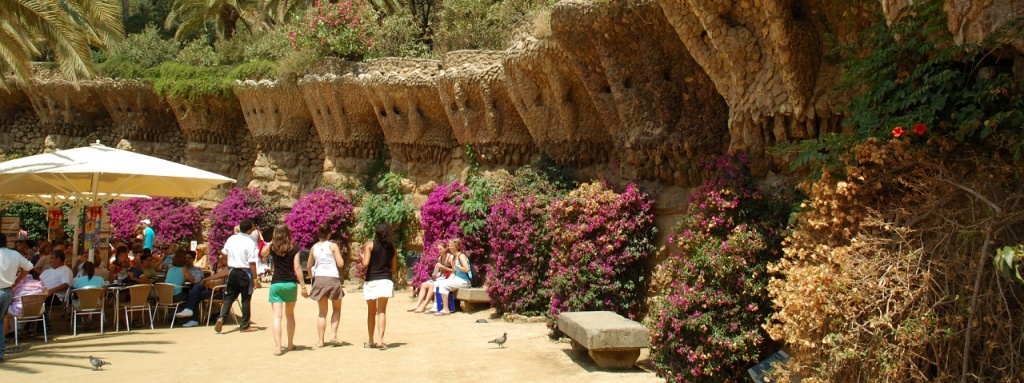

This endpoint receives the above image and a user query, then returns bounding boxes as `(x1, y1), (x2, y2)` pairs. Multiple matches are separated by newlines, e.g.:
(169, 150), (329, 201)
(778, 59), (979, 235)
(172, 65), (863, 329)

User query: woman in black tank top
(260, 224), (307, 356)
(361, 223), (397, 350)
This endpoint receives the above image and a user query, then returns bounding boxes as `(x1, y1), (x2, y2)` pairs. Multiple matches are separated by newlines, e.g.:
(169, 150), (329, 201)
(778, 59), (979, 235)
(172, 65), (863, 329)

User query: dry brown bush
(768, 137), (1024, 382)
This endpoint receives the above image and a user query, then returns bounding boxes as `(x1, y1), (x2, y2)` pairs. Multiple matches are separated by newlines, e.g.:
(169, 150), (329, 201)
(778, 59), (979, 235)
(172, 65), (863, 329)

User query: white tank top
(312, 241), (340, 278)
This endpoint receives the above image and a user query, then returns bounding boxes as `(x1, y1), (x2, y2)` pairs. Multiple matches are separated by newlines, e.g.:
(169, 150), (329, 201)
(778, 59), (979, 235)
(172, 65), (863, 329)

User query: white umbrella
(0, 142), (235, 260)
(0, 142), (234, 201)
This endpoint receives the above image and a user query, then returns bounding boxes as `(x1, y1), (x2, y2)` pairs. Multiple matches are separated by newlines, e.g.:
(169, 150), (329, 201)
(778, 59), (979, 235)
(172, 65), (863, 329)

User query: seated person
(164, 250), (194, 303)
(135, 252), (160, 284)
(9, 270), (47, 317)
(73, 262), (105, 289)
(410, 242), (455, 313)
(7, 270), (47, 337)
(71, 262), (105, 312)
(108, 246), (132, 281)
(174, 251), (212, 327)
(39, 250), (73, 309)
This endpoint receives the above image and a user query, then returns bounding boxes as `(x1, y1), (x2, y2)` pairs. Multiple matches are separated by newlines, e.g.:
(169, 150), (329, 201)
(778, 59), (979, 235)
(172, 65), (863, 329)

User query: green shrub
(433, 0), (551, 53)
(230, 60), (278, 80)
(840, 2), (1024, 150)
(98, 25), (179, 78)
(366, 7), (432, 59)
(286, 1), (375, 60)
(151, 62), (235, 100)
(176, 40), (219, 67)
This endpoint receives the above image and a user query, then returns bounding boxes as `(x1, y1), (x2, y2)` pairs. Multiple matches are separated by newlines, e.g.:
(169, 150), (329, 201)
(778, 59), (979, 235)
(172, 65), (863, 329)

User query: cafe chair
(153, 283), (182, 329)
(203, 284), (240, 326)
(121, 284), (154, 332)
(71, 287), (106, 336)
(13, 293), (49, 345)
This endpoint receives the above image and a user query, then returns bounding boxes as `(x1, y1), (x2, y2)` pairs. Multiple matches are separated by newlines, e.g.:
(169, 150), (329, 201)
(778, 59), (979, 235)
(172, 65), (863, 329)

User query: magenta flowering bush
(413, 182), (469, 289)
(284, 188), (356, 250)
(546, 181), (657, 327)
(207, 188), (280, 257)
(486, 168), (560, 316)
(649, 153), (791, 383)
(107, 197), (202, 246)
(286, 0), (374, 60)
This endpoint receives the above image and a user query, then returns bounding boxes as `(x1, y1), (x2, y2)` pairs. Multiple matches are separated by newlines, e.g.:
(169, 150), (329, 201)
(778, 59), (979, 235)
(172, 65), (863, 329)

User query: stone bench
(557, 311), (649, 369)
(455, 287), (490, 304)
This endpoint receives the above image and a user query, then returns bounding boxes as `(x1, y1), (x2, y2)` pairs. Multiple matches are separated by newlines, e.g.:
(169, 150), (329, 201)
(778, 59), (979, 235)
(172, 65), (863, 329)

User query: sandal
(377, 343), (389, 350)
(363, 342), (376, 349)
(273, 348), (283, 356)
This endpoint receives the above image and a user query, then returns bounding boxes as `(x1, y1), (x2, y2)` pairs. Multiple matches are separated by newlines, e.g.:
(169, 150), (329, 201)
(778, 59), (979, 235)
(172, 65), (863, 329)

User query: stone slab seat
(454, 287), (490, 303)
(557, 311), (649, 369)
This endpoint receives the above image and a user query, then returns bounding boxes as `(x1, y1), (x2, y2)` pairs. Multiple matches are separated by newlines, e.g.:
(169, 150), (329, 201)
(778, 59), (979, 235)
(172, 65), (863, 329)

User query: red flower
(893, 126), (905, 138)
(913, 123), (927, 135)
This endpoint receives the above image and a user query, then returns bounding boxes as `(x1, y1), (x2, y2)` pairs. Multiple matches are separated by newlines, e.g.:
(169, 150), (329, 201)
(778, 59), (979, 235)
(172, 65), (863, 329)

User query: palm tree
(165, 0), (303, 42)
(0, 0), (123, 88)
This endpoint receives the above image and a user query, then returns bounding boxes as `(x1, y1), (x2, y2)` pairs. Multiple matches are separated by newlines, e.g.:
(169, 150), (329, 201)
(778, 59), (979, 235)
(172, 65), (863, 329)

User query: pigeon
(89, 355), (111, 370)
(488, 332), (507, 348)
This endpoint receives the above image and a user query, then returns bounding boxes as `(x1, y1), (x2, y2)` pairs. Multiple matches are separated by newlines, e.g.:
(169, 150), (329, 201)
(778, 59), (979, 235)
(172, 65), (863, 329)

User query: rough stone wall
(167, 95), (251, 181)
(656, 0), (865, 174)
(86, 79), (183, 162)
(502, 14), (613, 167)
(883, 0), (1024, 53)
(22, 79), (112, 140)
(0, 86), (30, 128)
(300, 69), (388, 185)
(0, 112), (45, 154)
(438, 50), (538, 167)
(234, 80), (319, 205)
(551, 0), (729, 186)
(359, 58), (460, 178)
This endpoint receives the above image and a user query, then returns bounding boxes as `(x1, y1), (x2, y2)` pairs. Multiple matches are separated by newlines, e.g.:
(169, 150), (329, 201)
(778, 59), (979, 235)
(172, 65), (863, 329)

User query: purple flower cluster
(485, 169), (560, 316)
(413, 182), (469, 289)
(207, 188), (279, 257)
(107, 197), (201, 246)
(650, 153), (790, 383)
(283, 188), (356, 250)
(545, 182), (657, 327)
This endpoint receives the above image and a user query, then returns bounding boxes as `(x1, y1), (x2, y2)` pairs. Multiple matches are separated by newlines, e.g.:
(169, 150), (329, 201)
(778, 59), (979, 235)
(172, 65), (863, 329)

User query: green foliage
(356, 173), (417, 255)
(0, 203), (48, 240)
(536, 153), (577, 190)
(771, 133), (856, 179)
(230, 60), (278, 80)
(216, 28), (294, 65)
(460, 173), (499, 237)
(176, 40), (219, 66)
(98, 25), (179, 78)
(365, 7), (433, 59)
(433, 0), (552, 53)
(994, 245), (1024, 285)
(151, 62), (236, 100)
(839, 2), (1024, 156)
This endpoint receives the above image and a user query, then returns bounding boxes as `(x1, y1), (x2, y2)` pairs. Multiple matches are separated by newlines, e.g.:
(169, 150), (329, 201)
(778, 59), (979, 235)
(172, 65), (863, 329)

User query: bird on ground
(89, 355), (111, 370)
(489, 333), (507, 348)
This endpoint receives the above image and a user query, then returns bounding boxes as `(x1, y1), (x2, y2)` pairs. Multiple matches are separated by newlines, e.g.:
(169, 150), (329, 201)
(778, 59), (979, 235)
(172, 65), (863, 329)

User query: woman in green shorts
(261, 224), (307, 356)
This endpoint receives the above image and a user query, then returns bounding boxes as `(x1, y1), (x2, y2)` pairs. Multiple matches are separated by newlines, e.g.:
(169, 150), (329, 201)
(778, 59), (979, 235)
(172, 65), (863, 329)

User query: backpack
(469, 265), (483, 288)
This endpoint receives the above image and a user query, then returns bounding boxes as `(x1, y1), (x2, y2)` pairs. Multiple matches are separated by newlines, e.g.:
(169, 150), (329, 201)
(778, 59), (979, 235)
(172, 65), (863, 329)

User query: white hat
(141, 219), (151, 225)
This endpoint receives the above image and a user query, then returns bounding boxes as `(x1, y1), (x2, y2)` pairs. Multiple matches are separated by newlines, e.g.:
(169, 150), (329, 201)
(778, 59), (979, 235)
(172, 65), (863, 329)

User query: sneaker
(174, 308), (193, 318)
(182, 320), (199, 328)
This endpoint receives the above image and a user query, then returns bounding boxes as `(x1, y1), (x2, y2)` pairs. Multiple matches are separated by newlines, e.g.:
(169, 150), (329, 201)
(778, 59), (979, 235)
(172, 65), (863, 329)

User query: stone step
(454, 287), (490, 303)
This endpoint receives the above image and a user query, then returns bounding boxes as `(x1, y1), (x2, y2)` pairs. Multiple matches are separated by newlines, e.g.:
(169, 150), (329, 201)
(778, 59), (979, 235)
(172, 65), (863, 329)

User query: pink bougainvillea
(284, 188), (356, 250)
(207, 188), (279, 258)
(486, 168), (560, 316)
(286, 0), (374, 60)
(107, 197), (201, 246)
(545, 181), (657, 327)
(413, 182), (469, 289)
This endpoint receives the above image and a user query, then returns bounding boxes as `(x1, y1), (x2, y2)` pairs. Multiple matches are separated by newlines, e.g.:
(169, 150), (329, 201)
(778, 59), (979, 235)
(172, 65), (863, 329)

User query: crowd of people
(0, 214), (469, 358)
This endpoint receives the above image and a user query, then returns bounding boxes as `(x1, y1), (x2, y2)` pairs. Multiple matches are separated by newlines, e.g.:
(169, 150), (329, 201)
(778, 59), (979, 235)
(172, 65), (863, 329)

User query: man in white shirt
(1, 233), (35, 362)
(39, 250), (73, 307)
(215, 219), (260, 333)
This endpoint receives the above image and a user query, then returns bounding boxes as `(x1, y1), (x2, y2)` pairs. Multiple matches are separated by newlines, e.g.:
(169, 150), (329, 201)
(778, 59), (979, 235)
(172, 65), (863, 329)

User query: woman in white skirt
(307, 224), (345, 347)
(361, 223), (397, 350)
(433, 238), (471, 316)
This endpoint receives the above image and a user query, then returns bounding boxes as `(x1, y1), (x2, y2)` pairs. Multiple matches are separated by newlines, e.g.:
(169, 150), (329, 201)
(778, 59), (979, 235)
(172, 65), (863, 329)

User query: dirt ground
(0, 281), (663, 382)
